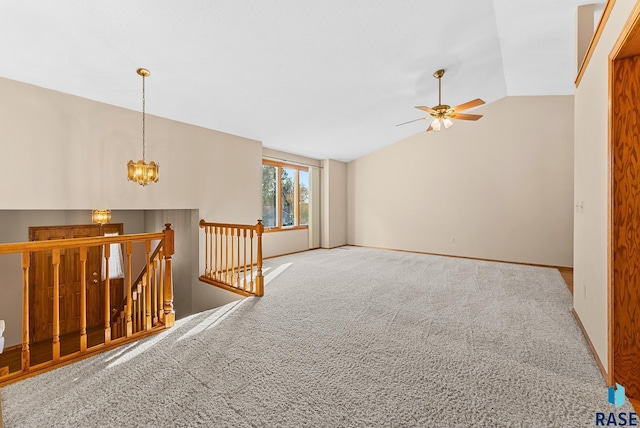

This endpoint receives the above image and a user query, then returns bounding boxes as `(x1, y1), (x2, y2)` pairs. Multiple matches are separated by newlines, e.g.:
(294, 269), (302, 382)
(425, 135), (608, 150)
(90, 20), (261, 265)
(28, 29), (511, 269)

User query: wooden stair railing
(199, 219), (264, 297)
(110, 242), (165, 339)
(0, 224), (175, 387)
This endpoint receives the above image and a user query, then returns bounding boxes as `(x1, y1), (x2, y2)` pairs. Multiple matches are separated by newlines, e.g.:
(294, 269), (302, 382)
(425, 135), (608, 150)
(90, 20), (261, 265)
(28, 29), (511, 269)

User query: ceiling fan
(397, 69), (485, 131)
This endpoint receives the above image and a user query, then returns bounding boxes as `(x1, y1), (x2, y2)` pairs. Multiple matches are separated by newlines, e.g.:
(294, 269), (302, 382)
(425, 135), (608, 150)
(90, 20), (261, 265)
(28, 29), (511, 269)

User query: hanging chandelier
(127, 68), (159, 186)
(91, 209), (112, 225)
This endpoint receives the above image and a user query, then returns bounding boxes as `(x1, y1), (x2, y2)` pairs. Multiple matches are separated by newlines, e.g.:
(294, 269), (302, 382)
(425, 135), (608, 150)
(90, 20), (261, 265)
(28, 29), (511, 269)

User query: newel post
(255, 220), (264, 297)
(162, 224), (175, 327)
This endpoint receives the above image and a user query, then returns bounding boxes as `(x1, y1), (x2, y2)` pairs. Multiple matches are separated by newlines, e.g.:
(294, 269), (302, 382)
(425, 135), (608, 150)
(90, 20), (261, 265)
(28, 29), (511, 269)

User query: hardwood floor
(558, 267), (573, 295)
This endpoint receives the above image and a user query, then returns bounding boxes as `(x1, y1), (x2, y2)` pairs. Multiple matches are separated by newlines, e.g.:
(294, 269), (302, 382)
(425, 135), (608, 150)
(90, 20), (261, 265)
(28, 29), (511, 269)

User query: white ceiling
(0, 1), (603, 162)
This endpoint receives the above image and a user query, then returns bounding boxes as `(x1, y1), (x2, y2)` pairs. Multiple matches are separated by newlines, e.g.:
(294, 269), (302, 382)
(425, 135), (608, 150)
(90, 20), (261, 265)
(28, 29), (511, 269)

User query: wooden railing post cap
(164, 223), (173, 231)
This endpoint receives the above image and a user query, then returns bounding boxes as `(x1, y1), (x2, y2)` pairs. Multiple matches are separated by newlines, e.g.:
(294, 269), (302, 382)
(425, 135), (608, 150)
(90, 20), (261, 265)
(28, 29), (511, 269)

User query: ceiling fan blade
(415, 106), (436, 114)
(451, 98), (485, 112)
(450, 113), (483, 121)
(396, 117), (426, 126)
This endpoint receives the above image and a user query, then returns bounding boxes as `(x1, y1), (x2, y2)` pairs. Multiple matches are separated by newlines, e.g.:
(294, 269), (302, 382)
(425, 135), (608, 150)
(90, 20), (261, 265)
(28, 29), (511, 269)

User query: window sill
(264, 226), (309, 234)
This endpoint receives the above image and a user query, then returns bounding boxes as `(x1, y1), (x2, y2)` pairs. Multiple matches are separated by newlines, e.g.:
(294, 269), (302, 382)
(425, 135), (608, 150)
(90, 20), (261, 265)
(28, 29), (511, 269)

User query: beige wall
(0, 77), (263, 345)
(263, 229), (310, 259)
(574, 0), (637, 374)
(348, 95), (574, 267)
(321, 159), (348, 248)
(0, 77), (262, 221)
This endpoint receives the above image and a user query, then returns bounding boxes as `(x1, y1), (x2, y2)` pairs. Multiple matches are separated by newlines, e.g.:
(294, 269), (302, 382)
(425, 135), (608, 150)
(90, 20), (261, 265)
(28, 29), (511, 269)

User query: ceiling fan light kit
(397, 69), (485, 132)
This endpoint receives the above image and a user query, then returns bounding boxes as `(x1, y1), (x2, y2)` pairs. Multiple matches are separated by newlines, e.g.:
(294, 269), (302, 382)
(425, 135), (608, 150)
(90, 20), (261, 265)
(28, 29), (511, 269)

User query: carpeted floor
(0, 247), (631, 427)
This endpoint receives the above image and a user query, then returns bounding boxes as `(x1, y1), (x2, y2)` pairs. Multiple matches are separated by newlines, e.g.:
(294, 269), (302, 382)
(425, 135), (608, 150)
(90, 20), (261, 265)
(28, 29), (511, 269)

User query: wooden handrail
(199, 220), (259, 231)
(0, 232), (164, 255)
(0, 225), (175, 387)
(199, 219), (264, 297)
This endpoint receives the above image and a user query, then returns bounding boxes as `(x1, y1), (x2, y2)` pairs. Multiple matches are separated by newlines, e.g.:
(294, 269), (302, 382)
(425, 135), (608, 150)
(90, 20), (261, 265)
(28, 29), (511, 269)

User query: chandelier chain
(142, 73), (146, 162)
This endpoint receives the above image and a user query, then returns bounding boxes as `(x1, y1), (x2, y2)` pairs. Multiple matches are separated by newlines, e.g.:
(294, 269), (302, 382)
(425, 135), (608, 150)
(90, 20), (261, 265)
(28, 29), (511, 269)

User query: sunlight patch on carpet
(178, 299), (248, 342)
(264, 262), (292, 285)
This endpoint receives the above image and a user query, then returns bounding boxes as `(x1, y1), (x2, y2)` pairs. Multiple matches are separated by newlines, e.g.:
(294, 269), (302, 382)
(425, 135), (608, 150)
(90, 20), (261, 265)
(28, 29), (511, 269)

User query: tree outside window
(262, 164), (278, 228)
(299, 170), (309, 226)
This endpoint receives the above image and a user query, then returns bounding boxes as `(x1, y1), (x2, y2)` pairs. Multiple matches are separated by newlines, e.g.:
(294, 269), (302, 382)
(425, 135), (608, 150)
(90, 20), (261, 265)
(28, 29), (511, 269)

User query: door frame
(608, 1), (640, 390)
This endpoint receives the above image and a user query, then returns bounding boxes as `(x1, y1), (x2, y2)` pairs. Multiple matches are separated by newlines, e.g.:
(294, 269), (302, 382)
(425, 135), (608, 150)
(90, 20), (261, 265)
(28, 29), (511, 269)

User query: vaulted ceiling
(0, 1), (603, 161)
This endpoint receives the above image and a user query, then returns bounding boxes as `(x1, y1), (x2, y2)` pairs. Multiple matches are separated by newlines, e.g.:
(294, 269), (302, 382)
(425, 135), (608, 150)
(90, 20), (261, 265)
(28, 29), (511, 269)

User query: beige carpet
(0, 247), (632, 427)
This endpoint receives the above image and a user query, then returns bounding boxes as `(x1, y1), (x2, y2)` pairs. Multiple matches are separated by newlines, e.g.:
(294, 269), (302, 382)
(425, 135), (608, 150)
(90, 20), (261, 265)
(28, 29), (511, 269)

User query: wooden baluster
(145, 241), (152, 330)
(104, 244), (111, 344)
(131, 293), (135, 333)
(243, 229), (248, 291)
(79, 246), (88, 352)
(231, 228), (236, 286)
(158, 248), (164, 323)
(52, 248), (61, 361)
(131, 287), (138, 333)
(152, 258), (159, 325)
(225, 227), (230, 284)
(137, 286), (141, 333)
(120, 310), (125, 337)
(163, 224), (175, 327)
(21, 252), (30, 372)
(137, 282), (143, 333)
(237, 228), (241, 288)
(131, 292), (136, 333)
(216, 227), (221, 281)
(205, 226), (211, 278)
(125, 242), (133, 337)
(250, 229), (254, 293)
(214, 227), (222, 281)
(256, 220), (264, 297)
(218, 227), (222, 282)
(138, 282), (143, 332)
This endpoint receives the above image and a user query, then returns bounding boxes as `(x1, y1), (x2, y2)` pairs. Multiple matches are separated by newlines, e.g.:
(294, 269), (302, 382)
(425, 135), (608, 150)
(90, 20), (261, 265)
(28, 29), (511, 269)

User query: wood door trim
(607, 49), (615, 388)
(608, 3), (640, 393)
(576, 0), (616, 87)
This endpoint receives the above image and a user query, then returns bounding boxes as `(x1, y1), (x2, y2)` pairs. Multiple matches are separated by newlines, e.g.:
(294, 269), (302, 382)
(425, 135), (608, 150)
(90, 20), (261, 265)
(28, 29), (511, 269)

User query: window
(299, 169), (309, 226)
(262, 164), (278, 228)
(101, 232), (125, 279)
(262, 160), (310, 230)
